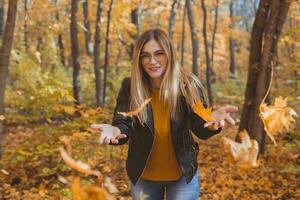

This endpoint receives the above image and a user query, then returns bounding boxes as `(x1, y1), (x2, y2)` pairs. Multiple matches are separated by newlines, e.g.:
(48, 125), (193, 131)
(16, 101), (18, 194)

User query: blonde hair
(130, 28), (208, 123)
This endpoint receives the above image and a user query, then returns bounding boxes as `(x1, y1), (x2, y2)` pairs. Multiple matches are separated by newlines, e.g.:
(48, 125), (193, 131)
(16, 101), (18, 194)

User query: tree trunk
(83, 0), (93, 56)
(24, 0), (28, 51)
(239, 0), (291, 153)
(186, 0), (199, 77)
(70, 0), (82, 104)
(0, 0), (4, 38)
(180, 3), (186, 67)
(102, 0), (114, 106)
(93, 0), (104, 106)
(168, 0), (179, 39)
(130, 1), (141, 58)
(0, 0), (18, 158)
(201, 0), (213, 105)
(229, 0), (236, 79)
(210, 0), (219, 83)
(55, 12), (66, 67)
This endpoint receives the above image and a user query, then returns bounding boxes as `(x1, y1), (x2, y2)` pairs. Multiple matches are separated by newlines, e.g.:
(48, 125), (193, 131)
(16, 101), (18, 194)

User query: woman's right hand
(90, 124), (127, 144)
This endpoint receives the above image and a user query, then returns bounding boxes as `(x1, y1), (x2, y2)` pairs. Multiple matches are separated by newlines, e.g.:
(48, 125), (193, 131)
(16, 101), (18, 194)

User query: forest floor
(0, 108), (299, 200)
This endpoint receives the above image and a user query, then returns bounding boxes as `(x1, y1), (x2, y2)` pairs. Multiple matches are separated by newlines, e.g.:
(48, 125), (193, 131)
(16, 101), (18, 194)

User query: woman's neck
(150, 77), (162, 89)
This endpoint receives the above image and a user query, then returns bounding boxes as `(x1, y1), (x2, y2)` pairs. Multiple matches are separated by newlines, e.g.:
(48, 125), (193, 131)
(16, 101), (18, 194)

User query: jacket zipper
(137, 122), (155, 182)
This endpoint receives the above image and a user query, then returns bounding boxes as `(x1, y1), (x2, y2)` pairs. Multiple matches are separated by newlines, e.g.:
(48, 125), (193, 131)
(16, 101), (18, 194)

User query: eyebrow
(141, 50), (164, 54)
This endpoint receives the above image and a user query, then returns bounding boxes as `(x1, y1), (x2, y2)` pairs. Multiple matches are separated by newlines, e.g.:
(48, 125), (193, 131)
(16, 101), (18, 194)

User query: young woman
(91, 29), (237, 200)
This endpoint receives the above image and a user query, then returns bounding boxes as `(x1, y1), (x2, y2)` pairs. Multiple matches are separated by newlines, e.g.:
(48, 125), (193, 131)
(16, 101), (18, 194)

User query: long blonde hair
(130, 28), (208, 123)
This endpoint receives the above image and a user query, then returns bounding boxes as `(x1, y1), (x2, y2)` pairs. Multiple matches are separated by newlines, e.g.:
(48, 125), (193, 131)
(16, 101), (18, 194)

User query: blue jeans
(131, 170), (200, 200)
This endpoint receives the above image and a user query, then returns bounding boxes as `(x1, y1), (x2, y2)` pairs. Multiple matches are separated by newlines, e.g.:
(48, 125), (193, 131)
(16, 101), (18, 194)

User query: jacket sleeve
(189, 83), (222, 140)
(111, 77), (132, 145)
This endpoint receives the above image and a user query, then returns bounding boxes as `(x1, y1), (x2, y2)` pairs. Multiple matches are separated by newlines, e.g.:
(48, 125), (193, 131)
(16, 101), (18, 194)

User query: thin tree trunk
(180, 3), (186, 67)
(70, 0), (82, 103)
(24, 0), (28, 51)
(83, 0), (93, 56)
(168, 0), (179, 39)
(102, 0), (114, 106)
(201, 0), (213, 105)
(210, 0), (218, 83)
(93, 0), (104, 106)
(0, 0), (4, 38)
(239, 0), (291, 153)
(229, 0), (236, 79)
(130, 1), (141, 58)
(186, 0), (199, 77)
(55, 12), (66, 67)
(0, 0), (18, 158)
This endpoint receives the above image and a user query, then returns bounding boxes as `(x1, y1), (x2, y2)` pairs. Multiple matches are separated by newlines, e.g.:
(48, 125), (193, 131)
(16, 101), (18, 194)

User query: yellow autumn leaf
(192, 101), (213, 122)
(222, 130), (259, 169)
(260, 96), (298, 145)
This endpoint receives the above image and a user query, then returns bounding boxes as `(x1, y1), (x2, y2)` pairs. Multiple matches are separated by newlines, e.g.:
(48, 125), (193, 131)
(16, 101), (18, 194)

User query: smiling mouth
(148, 67), (161, 71)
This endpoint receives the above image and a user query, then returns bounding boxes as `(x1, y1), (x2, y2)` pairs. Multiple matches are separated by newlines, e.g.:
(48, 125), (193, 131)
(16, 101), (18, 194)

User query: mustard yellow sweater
(142, 88), (182, 181)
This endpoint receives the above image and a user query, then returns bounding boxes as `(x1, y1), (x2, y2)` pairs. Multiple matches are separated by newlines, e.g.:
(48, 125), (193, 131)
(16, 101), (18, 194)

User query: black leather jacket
(111, 78), (221, 185)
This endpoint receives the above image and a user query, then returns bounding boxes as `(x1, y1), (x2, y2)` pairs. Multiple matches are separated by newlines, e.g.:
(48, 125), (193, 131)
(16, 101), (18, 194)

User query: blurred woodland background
(0, 0), (299, 199)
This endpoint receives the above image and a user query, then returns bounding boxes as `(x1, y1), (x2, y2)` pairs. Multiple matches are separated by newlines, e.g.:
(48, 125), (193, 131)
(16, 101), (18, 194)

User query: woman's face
(140, 39), (167, 81)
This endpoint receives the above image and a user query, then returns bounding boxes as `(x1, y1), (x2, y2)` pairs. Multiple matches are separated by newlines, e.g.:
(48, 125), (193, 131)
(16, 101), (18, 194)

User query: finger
(116, 134), (127, 140)
(204, 121), (214, 128)
(224, 114), (235, 125)
(222, 106), (238, 113)
(91, 124), (104, 130)
(111, 138), (119, 144)
(220, 119), (225, 127)
(103, 137), (111, 144)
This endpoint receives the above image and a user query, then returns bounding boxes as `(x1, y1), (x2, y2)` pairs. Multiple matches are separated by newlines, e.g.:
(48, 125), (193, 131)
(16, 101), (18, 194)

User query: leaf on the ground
(1, 169), (9, 175)
(59, 146), (101, 177)
(72, 176), (113, 200)
(118, 98), (151, 117)
(222, 130), (259, 169)
(192, 101), (213, 122)
(260, 96), (298, 145)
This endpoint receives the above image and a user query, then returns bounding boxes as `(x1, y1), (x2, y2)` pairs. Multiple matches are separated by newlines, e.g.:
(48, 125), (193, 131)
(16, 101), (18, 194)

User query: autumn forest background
(0, 0), (299, 199)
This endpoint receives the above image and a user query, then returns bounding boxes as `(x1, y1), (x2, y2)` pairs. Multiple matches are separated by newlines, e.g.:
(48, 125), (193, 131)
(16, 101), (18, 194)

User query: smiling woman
(91, 28), (237, 200)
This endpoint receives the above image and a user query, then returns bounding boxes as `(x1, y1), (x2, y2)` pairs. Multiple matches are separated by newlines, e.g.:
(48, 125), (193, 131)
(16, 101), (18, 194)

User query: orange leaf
(260, 96), (298, 145)
(222, 130), (259, 169)
(118, 98), (151, 117)
(192, 101), (213, 122)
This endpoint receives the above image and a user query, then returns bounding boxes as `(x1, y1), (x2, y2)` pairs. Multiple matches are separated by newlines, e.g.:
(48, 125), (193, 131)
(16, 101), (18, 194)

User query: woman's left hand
(204, 106), (238, 130)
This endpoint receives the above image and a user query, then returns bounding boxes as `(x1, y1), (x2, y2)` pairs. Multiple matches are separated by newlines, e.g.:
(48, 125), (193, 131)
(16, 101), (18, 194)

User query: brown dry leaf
(192, 101), (213, 122)
(222, 130), (259, 169)
(59, 146), (101, 177)
(117, 98), (151, 117)
(72, 176), (113, 200)
(260, 96), (298, 145)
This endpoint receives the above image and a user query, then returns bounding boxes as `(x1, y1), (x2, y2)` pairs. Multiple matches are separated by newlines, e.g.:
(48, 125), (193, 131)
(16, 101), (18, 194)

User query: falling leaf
(59, 146), (101, 177)
(118, 98), (151, 117)
(72, 176), (113, 200)
(222, 130), (259, 169)
(59, 135), (72, 156)
(192, 101), (213, 122)
(260, 96), (298, 145)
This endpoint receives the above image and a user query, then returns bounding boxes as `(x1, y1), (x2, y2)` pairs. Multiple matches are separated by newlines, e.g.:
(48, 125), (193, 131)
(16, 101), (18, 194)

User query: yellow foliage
(260, 96), (298, 145)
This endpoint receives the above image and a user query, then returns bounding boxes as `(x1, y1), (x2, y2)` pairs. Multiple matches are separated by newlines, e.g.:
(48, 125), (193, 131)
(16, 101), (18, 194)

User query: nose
(149, 55), (157, 64)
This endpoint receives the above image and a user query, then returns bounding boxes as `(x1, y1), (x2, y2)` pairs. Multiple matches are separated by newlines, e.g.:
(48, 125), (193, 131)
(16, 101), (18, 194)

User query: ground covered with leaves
(0, 107), (299, 200)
